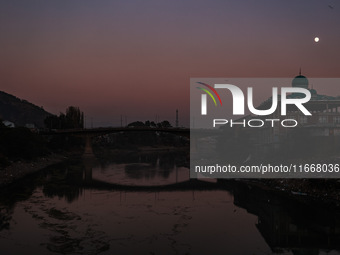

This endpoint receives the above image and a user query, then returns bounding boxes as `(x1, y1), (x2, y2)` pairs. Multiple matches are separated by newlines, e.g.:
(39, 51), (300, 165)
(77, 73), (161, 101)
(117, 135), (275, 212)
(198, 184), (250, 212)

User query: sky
(1, 0), (340, 127)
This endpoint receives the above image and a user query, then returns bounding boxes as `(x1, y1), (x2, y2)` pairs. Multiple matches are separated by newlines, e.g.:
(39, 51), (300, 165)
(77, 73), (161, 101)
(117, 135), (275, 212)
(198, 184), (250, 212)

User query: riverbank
(235, 178), (340, 208)
(0, 153), (67, 187)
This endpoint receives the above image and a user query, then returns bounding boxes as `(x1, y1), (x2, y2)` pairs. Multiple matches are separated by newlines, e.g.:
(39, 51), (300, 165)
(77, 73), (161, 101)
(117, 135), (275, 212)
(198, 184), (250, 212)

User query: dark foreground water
(1, 151), (340, 255)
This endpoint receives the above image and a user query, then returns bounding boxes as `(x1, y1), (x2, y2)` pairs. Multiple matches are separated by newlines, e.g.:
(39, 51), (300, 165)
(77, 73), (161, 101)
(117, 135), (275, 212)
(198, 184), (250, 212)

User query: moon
(314, 37), (320, 43)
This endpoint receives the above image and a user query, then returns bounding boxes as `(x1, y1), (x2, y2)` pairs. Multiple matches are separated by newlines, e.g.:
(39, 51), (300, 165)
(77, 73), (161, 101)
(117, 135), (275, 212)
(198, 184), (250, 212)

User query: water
(1, 151), (340, 255)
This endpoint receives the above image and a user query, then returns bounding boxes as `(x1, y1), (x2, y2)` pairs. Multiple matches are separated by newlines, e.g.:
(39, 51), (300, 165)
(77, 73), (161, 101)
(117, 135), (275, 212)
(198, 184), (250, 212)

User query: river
(0, 150), (340, 255)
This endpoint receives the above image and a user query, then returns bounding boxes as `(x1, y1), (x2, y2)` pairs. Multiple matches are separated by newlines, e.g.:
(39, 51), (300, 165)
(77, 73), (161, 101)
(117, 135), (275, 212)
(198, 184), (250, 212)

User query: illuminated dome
(292, 71), (309, 89)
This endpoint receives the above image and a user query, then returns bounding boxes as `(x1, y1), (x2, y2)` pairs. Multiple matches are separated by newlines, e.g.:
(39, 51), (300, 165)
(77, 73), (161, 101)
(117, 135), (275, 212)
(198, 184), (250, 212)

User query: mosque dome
(292, 72), (309, 89)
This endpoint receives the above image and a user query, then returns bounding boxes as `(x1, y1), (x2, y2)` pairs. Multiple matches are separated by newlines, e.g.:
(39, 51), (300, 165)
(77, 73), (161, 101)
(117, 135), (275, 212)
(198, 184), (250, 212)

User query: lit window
(333, 116), (340, 124)
(299, 116), (308, 124)
(319, 116), (328, 123)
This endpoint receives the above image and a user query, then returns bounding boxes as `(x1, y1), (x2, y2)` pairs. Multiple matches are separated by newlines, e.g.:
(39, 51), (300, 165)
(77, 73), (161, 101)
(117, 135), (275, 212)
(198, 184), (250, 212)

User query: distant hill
(0, 91), (52, 128)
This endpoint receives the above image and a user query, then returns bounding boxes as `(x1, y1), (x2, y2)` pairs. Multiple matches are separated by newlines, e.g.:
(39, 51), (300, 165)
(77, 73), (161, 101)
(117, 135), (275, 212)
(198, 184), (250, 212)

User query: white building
(2, 120), (15, 128)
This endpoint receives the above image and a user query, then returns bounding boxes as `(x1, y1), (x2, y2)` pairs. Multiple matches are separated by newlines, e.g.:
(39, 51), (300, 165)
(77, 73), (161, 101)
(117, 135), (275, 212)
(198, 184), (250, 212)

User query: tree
(44, 115), (60, 129)
(157, 120), (172, 128)
(44, 106), (84, 129)
(65, 106), (84, 129)
(127, 121), (145, 127)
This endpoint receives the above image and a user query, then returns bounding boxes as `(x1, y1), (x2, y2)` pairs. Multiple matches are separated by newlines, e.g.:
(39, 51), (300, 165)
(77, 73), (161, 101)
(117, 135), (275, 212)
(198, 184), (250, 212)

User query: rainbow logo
(196, 82), (222, 106)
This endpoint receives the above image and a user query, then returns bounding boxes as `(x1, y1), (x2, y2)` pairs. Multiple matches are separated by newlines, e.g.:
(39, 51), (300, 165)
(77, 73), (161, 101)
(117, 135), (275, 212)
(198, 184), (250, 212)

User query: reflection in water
(92, 151), (190, 186)
(233, 182), (340, 255)
(0, 152), (339, 254)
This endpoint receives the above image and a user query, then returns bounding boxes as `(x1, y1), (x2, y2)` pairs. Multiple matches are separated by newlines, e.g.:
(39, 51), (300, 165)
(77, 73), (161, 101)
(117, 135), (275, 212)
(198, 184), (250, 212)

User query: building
(235, 73), (340, 160)
(2, 120), (15, 128)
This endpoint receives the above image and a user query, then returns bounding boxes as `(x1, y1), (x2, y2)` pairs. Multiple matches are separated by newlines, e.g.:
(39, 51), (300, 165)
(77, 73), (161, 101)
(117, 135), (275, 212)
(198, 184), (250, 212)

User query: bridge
(40, 126), (222, 155)
(41, 127), (190, 138)
(41, 126), (191, 155)
(40, 127), (222, 138)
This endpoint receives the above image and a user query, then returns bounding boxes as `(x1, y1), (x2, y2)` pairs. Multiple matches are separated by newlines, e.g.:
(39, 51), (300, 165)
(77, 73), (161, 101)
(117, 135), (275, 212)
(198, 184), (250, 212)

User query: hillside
(0, 91), (52, 128)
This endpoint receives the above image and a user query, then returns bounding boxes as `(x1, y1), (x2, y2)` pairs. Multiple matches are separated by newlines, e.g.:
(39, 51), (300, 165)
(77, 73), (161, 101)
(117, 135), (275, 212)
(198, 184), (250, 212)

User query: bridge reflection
(1, 158), (340, 254)
(84, 178), (223, 191)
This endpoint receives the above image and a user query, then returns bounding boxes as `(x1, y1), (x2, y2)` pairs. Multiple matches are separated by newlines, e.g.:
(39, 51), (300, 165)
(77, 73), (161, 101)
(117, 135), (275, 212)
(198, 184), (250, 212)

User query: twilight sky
(1, 0), (340, 127)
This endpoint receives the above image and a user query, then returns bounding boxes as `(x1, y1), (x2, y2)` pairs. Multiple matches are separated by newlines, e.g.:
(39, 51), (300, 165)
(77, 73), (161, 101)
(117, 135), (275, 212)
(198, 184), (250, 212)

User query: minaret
(176, 109), (179, 128)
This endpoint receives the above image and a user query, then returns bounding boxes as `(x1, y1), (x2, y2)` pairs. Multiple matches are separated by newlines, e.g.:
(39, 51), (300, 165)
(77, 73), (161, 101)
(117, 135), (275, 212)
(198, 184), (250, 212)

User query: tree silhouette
(127, 120), (172, 128)
(65, 106), (84, 129)
(158, 120), (172, 128)
(44, 106), (84, 129)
